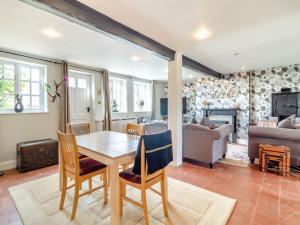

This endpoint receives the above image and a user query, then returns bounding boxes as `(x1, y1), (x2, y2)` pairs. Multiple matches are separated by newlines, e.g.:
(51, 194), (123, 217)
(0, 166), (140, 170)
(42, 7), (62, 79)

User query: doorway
(68, 70), (92, 123)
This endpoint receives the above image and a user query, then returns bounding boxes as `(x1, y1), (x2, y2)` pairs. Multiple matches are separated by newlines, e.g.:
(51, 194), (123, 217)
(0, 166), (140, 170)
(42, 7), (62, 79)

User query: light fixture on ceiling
(130, 56), (140, 62)
(195, 28), (211, 40)
(189, 74), (194, 78)
(42, 28), (60, 38)
(241, 66), (245, 70)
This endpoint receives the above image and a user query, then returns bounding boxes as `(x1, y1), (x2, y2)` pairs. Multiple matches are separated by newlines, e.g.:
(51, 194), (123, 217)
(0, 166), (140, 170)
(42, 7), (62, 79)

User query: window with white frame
(133, 80), (151, 112)
(0, 59), (47, 113)
(109, 76), (127, 113)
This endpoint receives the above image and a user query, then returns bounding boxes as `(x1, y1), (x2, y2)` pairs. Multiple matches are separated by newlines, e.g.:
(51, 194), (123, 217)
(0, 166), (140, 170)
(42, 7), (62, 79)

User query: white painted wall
(0, 52), (61, 170)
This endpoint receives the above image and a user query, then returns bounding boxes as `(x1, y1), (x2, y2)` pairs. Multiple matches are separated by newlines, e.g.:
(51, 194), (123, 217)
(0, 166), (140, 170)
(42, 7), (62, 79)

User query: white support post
(168, 52), (183, 166)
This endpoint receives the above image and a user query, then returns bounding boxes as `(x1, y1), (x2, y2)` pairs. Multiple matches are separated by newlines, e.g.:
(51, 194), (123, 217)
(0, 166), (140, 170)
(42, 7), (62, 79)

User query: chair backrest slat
(127, 123), (144, 136)
(58, 131), (79, 176)
(67, 123), (91, 136)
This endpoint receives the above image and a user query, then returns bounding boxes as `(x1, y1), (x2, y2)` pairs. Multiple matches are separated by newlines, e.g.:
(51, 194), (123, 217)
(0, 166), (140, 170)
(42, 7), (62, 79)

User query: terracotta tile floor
(0, 162), (300, 225)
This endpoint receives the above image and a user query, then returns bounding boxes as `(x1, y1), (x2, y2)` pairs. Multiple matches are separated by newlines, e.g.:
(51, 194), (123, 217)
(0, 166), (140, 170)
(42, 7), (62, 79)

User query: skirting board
(0, 160), (16, 170)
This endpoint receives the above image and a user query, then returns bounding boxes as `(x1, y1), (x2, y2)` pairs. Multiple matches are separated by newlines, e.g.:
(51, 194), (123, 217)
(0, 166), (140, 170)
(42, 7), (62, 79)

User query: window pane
(134, 81), (151, 112)
(21, 66), (30, 80)
(0, 64), (3, 79)
(21, 81), (30, 95)
(4, 65), (14, 79)
(4, 80), (14, 94)
(0, 80), (2, 94)
(22, 96), (30, 109)
(0, 95), (2, 108)
(69, 77), (76, 88)
(3, 95), (14, 109)
(78, 78), (87, 88)
(31, 68), (40, 81)
(31, 96), (40, 109)
(31, 82), (40, 95)
(109, 77), (127, 113)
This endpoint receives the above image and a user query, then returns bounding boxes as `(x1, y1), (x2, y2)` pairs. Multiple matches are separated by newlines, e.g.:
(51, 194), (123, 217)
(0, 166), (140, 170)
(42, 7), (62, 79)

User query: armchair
(183, 124), (233, 168)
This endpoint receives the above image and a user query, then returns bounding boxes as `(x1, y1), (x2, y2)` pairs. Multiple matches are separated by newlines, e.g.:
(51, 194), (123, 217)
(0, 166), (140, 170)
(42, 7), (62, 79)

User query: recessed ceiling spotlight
(42, 28), (60, 38)
(189, 74), (194, 78)
(241, 66), (245, 70)
(195, 28), (211, 40)
(130, 56), (140, 61)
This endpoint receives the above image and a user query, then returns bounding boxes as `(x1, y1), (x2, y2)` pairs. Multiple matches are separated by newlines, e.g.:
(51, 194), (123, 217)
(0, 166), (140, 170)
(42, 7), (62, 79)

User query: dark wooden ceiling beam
(182, 55), (222, 78)
(20, 0), (222, 78)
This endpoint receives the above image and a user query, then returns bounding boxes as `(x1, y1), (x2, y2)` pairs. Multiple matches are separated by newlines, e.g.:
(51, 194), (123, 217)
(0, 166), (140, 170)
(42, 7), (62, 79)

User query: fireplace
(203, 108), (238, 143)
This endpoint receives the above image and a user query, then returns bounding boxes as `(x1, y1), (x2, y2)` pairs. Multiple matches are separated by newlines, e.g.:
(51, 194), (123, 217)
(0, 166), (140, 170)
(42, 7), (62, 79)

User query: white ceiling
(1, 0), (300, 81)
(79, 0), (300, 73)
(0, 0), (177, 80)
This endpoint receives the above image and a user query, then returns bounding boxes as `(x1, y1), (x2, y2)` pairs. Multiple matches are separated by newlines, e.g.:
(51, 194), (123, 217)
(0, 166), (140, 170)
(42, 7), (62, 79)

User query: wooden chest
(17, 139), (58, 172)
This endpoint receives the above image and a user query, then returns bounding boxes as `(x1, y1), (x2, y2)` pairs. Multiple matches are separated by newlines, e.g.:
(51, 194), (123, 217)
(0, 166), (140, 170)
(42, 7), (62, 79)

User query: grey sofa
(183, 124), (233, 168)
(143, 122), (233, 168)
(248, 126), (300, 167)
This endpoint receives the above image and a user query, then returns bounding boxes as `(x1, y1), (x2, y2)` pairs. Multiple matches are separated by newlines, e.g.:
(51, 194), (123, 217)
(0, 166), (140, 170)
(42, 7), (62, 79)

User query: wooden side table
(259, 144), (290, 176)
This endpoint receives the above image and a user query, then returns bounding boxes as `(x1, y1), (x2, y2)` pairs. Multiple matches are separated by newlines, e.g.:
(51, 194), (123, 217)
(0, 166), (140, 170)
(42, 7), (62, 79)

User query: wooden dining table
(59, 131), (139, 225)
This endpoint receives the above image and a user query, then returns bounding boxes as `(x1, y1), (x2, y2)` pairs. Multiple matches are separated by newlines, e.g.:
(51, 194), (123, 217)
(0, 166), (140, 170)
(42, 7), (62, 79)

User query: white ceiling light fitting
(130, 55), (140, 61)
(195, 28), (211, 40)
(41, 28), (60, 38)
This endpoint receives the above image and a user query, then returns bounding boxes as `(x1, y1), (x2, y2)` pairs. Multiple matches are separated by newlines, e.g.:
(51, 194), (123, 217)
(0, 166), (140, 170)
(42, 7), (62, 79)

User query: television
(160, 97), (187, 116)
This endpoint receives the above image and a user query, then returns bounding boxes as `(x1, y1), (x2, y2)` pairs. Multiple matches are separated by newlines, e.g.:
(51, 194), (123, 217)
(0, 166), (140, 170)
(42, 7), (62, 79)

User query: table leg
(110, 162), (120, 225)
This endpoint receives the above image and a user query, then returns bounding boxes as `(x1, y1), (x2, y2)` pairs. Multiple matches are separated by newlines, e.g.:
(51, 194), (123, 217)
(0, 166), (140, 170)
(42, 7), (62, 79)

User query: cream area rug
(219, 143), (249, 168)
(9, 173), (236, 225)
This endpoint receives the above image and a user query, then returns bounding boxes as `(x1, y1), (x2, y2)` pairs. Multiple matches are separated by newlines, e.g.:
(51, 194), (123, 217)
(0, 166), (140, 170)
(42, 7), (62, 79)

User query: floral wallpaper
(179, 64), (300, 140)
(182, 73), (249, 139)
(249, 65), (300, 123)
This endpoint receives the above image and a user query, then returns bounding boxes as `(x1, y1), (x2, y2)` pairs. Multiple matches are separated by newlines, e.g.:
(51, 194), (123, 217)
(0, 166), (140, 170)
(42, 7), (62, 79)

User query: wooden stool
(259, 144), (290, 176)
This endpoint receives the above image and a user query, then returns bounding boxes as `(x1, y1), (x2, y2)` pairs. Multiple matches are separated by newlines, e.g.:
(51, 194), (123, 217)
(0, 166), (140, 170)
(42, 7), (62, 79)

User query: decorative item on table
(111, 99), (119, 112)
(45, 76), (68, 103)
(202, 100), (210, 109)
(14, 94), (24, 113)
(136, 99), (145, 111)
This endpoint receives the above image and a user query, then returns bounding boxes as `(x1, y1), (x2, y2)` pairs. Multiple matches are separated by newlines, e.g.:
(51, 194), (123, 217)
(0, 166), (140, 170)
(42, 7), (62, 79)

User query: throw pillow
(199, 116), (217, 129)
(277, 115), (296, 129)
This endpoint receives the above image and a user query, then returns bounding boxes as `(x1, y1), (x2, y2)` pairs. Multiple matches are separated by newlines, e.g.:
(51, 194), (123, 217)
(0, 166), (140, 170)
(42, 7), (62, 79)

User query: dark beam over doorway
(20, 0), (222, 78)
(182, 56), (222, 78)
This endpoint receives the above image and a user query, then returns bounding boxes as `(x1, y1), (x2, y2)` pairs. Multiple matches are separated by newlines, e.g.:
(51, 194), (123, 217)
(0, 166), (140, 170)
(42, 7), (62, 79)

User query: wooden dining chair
(126, 123), (144, 137)
(119, 131), (172, 225)
(122, 123), (145, 170)
(57, 131), (108, 220)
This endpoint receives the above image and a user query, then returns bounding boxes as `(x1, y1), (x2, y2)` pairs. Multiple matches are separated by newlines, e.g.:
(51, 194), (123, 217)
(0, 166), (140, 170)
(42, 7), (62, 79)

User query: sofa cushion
(200, 116), (217, 129)
(278, 115), (296, 129)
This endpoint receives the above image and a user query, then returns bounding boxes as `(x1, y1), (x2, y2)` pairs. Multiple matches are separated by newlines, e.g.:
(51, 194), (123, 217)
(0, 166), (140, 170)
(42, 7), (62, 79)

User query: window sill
(0, 111), (49, 115)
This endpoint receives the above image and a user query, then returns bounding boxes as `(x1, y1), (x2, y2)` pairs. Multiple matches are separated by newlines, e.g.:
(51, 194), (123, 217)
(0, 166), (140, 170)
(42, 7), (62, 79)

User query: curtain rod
(0, 49), (104, 73)
(69, 64), (103, 73)
(0, 49), (62, 64)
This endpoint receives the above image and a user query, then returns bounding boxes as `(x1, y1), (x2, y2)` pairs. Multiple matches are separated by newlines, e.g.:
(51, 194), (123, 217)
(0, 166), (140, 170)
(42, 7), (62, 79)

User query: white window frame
(109, 76), (127, 113)
(133, 80), (152, 113)
(0, 58), (47, 113)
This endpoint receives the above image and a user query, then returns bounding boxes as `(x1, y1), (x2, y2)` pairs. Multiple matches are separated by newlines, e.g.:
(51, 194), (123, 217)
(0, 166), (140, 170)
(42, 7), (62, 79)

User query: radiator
(16, 139), (58, 172)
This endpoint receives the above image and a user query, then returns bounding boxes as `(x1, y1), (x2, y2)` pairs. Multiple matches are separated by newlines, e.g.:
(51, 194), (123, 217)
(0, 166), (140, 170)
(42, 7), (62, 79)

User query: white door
(69, 72), (91, 123)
